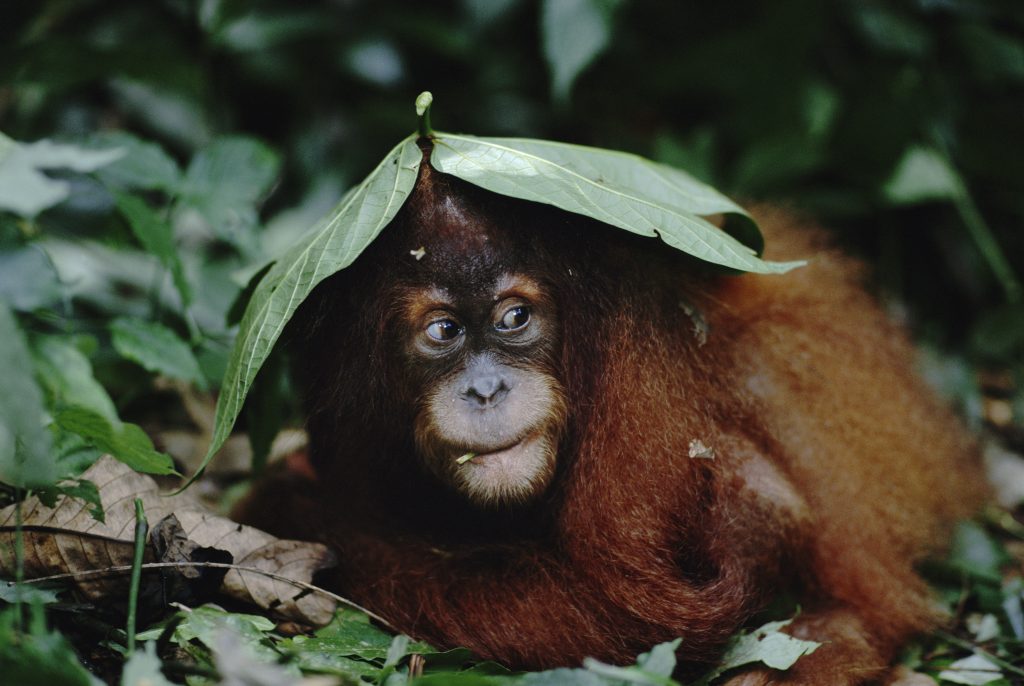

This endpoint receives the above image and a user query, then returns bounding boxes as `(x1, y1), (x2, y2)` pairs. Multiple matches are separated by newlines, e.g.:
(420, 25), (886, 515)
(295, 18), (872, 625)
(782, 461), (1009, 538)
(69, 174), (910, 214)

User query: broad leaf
(0, 132), (124, 217)
(110, 317), (206, 389)
(179, 136), (281, 256)
(431, 134), (803, 274)
(0, 303), (56, 488)
(54, 407), (175, 475)
(90, 131), (182, 193)
(191, 135), (421, 485)
(32, 336), (120, 427)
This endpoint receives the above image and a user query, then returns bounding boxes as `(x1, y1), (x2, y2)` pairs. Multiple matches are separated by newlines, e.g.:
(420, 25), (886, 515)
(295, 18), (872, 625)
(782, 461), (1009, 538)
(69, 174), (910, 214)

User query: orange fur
(237, 171), (984, 684)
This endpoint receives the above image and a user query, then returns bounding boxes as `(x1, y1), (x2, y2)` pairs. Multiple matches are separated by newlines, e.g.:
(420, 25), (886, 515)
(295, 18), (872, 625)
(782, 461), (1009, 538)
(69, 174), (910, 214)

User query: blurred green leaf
(121, 643), (174, 686)
(849, 5), (931, 56)
(115, 193), (192, 307)
(884, 147), (961, 204)
(971, 304), (1024, 359)
(541, 0), (621, 102)
(431, 134), (803, 273)
(732, 134), (824, 193)
(195, 136), (421, 487)
(32, 335), (120, 427)
(0, 603), (101, 686)
(139, 605), (282, 664)
(938, 652), (1004, 685)
(179, 137), (281, 255)
(54, 407), (175, 475)
(0, 132), (124, 217)
(0, 302), (56, 488)
(0, 247), (63, 312)
(948, 521), (1006, 582)
(91, 132), (182, 193)
(957, 24), (1024, 83)
(110, 317), (206, 389)
(0, 582), (61, 605)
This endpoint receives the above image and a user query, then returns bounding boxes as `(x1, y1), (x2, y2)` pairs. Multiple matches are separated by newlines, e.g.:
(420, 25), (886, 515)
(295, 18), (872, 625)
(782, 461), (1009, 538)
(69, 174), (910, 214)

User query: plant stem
(416, 91), (434, 138)
(952, 184), (1022, 303)
(126, 498), (148, 653)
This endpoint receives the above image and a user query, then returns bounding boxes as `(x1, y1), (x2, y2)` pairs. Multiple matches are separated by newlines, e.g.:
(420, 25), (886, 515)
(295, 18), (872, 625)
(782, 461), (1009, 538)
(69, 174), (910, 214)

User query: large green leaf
(431, 134), (803, 274)
(189, 135), (421, 485)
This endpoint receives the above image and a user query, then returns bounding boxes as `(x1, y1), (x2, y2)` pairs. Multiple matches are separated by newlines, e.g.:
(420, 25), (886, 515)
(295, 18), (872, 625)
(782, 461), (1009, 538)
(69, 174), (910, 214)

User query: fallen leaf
(0, 456), (337, 625)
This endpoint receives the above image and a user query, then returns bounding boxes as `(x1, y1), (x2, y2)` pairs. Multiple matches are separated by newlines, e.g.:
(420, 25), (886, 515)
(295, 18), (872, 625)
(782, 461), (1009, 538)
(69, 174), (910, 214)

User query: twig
(126, 498), (148, 652)
(10, 560), (396, 631)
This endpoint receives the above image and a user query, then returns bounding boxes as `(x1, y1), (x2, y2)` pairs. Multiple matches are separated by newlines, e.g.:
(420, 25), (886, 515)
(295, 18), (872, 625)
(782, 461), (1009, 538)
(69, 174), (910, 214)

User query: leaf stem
(415, 91), (434, 138)
(126, 498), (148, 653)
(952, 183), (1021, 303)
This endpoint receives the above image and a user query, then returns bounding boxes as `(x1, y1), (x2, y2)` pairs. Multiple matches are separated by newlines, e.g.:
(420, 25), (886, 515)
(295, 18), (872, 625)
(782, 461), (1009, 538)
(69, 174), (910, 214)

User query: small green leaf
(283, 607), (431, 662)
(635, 639), (681, 678)
(431, 134), (801, 273)
(884, 147), (961, 205)
(36, 478), (104, 523)
(192, 135), (421, 487)
(32, 335), (120, 427)
(0, 582), (61, 605)
(948, 521), (1006, 582)
(701, 619), (820, 683)
(121, 643), (174, 686)
(115, 193), (192, 307)
(0, 302), (57, 487)
(0, 247), (64, 312)
(938, 652), (1004, 686)
(54, 407), (175, 475)
(110, 317), (206, 389)
(90, 132), (182, 192)
(0, 131), (124, 217)
(541, 0), (620, 102)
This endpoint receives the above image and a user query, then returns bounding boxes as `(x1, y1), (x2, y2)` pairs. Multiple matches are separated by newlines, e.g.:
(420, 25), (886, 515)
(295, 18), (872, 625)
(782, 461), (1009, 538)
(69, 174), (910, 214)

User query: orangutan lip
(458, 433), (541, 465)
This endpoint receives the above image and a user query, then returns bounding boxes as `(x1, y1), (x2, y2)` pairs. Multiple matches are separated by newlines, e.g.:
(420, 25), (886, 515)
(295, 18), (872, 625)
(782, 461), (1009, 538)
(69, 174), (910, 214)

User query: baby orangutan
(237, 162), (984, 684)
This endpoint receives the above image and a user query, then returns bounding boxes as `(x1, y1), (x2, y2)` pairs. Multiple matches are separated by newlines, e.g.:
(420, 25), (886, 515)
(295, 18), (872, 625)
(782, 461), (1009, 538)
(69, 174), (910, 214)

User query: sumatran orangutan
(237, 157), (985, 684)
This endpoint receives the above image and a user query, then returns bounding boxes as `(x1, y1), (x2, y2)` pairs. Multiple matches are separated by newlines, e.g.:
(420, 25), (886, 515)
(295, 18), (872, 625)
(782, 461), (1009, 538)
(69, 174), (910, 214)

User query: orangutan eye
(426, 319), (463, 342)
(497, 306), (531, 332)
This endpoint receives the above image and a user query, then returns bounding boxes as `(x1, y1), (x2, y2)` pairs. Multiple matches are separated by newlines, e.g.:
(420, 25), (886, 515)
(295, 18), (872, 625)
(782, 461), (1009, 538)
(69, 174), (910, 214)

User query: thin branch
(9, 560), (396, 631)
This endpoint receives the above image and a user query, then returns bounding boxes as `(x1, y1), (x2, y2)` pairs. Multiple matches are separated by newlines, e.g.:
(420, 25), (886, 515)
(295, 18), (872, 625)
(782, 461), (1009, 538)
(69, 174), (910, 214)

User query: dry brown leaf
(0, 456), (337, 624)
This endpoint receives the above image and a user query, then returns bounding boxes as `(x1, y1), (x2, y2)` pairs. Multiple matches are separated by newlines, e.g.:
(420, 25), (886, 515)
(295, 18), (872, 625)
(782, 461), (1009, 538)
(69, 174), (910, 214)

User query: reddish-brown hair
(239, 167), (984, 681)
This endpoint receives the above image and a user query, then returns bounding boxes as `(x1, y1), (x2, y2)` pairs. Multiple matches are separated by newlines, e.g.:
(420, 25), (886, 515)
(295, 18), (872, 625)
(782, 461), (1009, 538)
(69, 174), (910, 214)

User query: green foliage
(541, 0), (621, 102)
(0, 602), (102, 686)
(431, 134), (795, 272)
(0, 303), (56, 487)
(120, 644), (174, 686)
(0, 1), (1022, 683)
(110, 317), (206, 389)
(0, 132), (124, 217)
